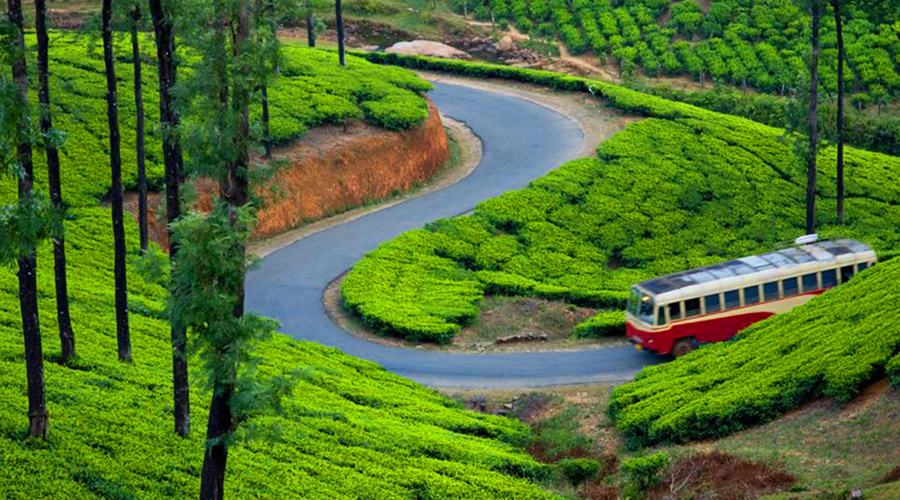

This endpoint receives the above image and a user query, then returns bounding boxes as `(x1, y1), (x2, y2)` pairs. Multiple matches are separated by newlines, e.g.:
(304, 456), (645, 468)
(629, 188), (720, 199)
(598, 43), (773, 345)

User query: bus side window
(821, 269), (838, 288)
(763, 281), (780, 301)
(743, 285), (760, 305)
(801, 273), (818, 292)
(724, 290), (740, 309)
(841, 265), (855, 283)
(858, 262), (869, 272)
(704, 294), (721, 314)
(668, 302), (682, 321)
(685, 298), (701, 317)
(782, 277), (799, 297)
(656, 308), (666, 326)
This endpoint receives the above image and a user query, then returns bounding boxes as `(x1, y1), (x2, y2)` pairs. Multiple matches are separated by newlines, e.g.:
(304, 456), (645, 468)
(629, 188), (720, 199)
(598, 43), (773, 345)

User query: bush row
(450, 0), (900, 101)
(607, 259), (900, 448)
(0, 35), (432, 209)
(633, 83), (900, 158)
(572, 310), (625, 338)
(346, 53), (900, 344)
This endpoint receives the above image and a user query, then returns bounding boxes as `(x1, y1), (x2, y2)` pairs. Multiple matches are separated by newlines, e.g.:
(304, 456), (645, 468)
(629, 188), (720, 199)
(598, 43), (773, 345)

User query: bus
(625, 239), (877, 357)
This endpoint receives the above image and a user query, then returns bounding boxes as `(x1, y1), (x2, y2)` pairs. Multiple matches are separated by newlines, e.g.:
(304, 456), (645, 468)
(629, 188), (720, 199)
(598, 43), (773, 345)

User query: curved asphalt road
(246, 82), (658, 388)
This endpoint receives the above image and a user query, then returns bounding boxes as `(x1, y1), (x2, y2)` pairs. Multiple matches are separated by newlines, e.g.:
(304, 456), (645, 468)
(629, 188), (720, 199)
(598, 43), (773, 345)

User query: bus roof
(637, 239), (875, 301)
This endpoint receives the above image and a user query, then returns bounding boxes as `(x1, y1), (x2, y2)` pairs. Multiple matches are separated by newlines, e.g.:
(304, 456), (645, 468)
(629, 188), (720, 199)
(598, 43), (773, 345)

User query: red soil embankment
(127, 98), (449, 249)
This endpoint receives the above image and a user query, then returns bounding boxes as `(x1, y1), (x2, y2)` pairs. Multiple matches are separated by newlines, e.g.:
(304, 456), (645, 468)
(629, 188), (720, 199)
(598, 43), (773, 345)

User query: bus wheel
(672, 339), (694, 358)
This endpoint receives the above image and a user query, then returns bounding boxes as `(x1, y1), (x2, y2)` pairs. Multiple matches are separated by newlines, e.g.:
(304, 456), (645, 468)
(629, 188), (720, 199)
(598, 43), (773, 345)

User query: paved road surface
(246, 82), (658, 388)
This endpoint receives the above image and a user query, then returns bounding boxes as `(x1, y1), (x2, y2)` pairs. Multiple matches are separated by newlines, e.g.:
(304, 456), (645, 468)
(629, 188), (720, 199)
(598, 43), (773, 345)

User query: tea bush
(572, 310), (624, 338)
(450, 0), (900, 102)
(0, 35), (553, 500)
(888, 353), (900, 389)
(344, 55), (900, 344)
(607, 259), (900, 447)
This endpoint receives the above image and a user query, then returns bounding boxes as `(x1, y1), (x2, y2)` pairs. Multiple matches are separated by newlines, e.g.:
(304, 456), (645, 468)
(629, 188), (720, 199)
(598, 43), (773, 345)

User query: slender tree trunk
(8, 0), (49, 439)
(35, 0), (75, 363)
(261, 85), (272, 158)
(148, 0), (191, 437)
(833, 0), (845, 224)
(132, 6), (149, 252)
(336, 0), (346, 66)
(806, 0), (820, 235)
(306, 0), (316, 47)
(463, 0), (468, 18)
(102, 0), (132, 363)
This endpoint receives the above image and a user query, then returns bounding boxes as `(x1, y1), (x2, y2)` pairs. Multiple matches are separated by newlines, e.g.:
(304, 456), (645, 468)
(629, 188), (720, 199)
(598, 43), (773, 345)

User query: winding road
(246, 82), (658, 388)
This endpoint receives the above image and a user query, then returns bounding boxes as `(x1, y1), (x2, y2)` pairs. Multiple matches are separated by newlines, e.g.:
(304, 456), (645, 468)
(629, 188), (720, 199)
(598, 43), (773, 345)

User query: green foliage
(347, 53), (900, 344)
(558, 458), (601, 486)
(888, 353), (900, 389)
(572, 310), (624, 338)
(0, 33), (551, 500)
(620, 452), (668, 490)
(608, 258), (900, 448)
(460, 0), (900, 102)
(0, 34), (430, 209)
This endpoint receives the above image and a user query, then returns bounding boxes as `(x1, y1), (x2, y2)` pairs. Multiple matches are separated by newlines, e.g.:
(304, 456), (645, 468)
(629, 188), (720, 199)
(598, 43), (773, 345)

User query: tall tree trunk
(833, 0), (845, 224)
(102, 0), (132, 363)
(132, 6), (149, 252)
(199, 4), (249, 498)
(261, 86), (271, 158)
(35, 0), (75, 363)
(8, 0), (49, 439)
(306, 0), (316, 47)
(336, 0), (346, 66)
(148, 0), (191, 437)
(806, 0), (820, 235)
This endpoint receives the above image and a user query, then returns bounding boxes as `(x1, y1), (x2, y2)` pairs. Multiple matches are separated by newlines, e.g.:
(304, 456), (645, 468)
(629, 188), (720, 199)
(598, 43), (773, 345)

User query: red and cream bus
(626, 239), (877, 357)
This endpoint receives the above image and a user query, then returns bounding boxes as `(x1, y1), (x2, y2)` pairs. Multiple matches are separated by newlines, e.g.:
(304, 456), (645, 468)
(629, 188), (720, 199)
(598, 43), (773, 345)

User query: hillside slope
(0, 37), (554, 499)
(608, 256), (900, 448)
(342, 55), (900, 344)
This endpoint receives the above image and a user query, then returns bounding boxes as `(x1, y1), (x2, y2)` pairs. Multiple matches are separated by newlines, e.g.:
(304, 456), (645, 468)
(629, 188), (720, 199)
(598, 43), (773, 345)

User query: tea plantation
(343, 55), (900, 343)
(0, 33), (431, 207)
(452, 0), (900, 100)
(607, 256), (900, 447)
(0, 36), (556, 499)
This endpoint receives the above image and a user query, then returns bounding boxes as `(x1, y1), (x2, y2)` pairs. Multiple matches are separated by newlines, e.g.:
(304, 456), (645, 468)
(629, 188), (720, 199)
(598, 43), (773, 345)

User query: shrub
(573, 310), (625, 338)
(888, 354), (900, 389)
(558, 458), (602, 485)
(620, 452), (669, 490)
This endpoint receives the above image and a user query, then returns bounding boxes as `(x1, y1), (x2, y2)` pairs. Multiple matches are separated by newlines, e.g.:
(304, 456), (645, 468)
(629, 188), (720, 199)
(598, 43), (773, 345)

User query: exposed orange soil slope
(128, 98), (449, 248)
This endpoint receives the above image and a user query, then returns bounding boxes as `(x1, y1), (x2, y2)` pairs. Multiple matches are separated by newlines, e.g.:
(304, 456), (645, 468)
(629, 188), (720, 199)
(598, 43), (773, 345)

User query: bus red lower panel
(628, 312), (775, 355)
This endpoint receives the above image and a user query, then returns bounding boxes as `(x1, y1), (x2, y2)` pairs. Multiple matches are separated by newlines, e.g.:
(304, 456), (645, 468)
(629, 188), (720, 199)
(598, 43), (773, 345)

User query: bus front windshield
(628, 287), (655, 324)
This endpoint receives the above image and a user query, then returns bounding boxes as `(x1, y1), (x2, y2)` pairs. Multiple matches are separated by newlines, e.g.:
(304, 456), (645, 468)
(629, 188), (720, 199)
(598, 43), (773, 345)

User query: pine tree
(35, 0), (76, 362)
(3, 0), (49, 438)
(170, 2), (290, 496)
(148, 0), (191, 437)
(102, 0), (132, 362)
(130, 3), (149, 251)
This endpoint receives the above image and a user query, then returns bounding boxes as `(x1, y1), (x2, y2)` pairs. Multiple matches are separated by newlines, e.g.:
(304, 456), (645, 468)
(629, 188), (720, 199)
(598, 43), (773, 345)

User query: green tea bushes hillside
(607, 258), (900, 447)
(452, 0), (900, 101)
(343, 56), (900, 344)
(0, 215), (555, 500)
(0, 34), (430, 208)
